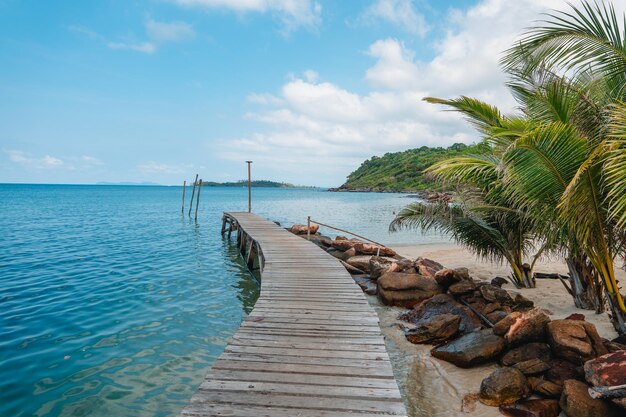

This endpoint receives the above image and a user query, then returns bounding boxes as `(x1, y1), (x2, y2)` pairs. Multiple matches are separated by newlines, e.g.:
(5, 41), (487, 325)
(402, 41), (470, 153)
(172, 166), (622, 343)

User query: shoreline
(365, 241), (622, 417)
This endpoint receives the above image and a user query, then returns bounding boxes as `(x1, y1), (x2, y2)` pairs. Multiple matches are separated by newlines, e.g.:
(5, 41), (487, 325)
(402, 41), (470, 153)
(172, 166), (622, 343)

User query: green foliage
(339, 142), (490, 192)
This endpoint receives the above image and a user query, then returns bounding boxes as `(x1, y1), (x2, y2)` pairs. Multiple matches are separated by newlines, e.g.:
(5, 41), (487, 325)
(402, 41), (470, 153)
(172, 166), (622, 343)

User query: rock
(513, 293), (535, 310)
(290, 223), (319, 235)
(499, 399), (560, 417)
(352, 275), (377, 295)
(339, 260), (366, 275)
(505, 308), (551, 346)
(480, 284), (515, 305)
(335, 235), (348, 240)
(405, 314), (460, 344)
(527, 377), (563, 397)
(501, 343), (552, 366)
(584, 351), (626, 410)
(327, 248), (345, 260)
(494, 313), (518, 336)
(400, 294), (482, 336)
(491, 276), (509, 287)
(487, 310), (509, 324)
(377, 272), (442, 307)
(513, 358), (551, 376)
(448, 280), (476, 295)
(479, 367), (529, 406)
(353, 242), (396, 257)
(346, 255), (378, 272)
(560, 379), (619, 417)
(369, 256), (400, 280)
(455, 267), (470, 280)
(340, 247), (357, 261)
(331, 239), (357, 251)
(414, 257), (444, 278)
(483, 302), (502, 315)
(434, 268), (462, 289)
(546, 358), (583, 385)
(565, 313), (585, 321)
(431, 329), (505, 368)
(547, 320), (608, 364)
(603, 338), (626, 353)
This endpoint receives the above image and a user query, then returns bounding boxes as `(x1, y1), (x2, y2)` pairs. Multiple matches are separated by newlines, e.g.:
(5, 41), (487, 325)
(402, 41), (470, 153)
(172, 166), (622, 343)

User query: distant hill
(201, 180), (313, 188)
(330, 142), (490, 192)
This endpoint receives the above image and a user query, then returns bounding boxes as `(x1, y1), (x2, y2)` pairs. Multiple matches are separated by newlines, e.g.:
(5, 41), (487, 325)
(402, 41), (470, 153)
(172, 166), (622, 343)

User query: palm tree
(502, 0), (626, 333)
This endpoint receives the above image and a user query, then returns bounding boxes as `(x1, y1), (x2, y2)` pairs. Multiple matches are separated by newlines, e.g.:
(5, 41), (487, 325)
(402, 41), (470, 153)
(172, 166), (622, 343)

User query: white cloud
(6, 150), (64, 169)
(145, 18), (195, 42)
(106, 41), (157, 54)
(137, 161), (190, 174)
(359, 0), (429, 38)
(217, 0), (626, 186)
(171, 0), (322, 33)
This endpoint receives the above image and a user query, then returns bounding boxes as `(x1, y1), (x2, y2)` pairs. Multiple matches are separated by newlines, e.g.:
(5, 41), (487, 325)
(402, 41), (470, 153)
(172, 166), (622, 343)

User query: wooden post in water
(246, 161), (252, 213)
(188, 174), (198, 216)
(307, 216), (311, 241)
(181, 180), (186, 213)
(195, 179), (203, 221)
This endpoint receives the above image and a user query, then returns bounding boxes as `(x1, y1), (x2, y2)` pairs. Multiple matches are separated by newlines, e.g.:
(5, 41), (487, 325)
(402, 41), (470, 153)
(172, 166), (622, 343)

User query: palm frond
(605, 101), (626, 227)
(423, 96), (503, 135)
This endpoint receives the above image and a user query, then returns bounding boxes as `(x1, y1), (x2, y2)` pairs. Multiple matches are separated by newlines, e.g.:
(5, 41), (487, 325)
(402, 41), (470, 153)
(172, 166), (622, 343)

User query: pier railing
(306, 216), (391, 256)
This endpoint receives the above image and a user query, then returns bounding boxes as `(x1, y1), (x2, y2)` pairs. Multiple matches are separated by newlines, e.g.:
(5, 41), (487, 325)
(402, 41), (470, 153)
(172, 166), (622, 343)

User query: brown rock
(501, 343), (552, 366)
(499, 399), (560, 417)
(528, 377), (563, 397)
(434, 268), (461, 289)
(340, 247), (357, 261)
(405, 314), (460, 344)
(448, 280), (476, 295)
(584, 351), (626, 410)
(603, 338), (626, 353)
(289, 223), (319, 235)
(400, 294), (481, 336)
(352, 275), (377, 295)
(546, 358), (583, 385)
(327, 248), (344, 260)
(346, 255), (384, 272)
(513, 358), (550, 376)
(487, 310), (509, 324)
(454, 267), (470, 280)
(331, 239), (357, 251)
(431, 329), (505, 368)
(353, 242), (396, 257)
(414, 257), (444, 277)
(547, 320), (608, 364)
(369, 256), (400, 280)
(377, 272), (442, 307)
(481, 284), (515, 305)
(491, 276), (509, 287)
(483, 302), (502, 315)
(339, 260), (366, 275)
(494, 313), (518, 336)
(505, 308), (551, 346)
(479, 367), (529, 406)
(560, 379), (619, 417)
(565, 313), (585, 321)
(513, 293), (535, 310)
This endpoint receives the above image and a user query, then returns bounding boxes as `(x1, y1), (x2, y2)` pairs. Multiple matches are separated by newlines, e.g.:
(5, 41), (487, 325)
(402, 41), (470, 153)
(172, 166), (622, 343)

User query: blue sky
(0, 0), (596, 186)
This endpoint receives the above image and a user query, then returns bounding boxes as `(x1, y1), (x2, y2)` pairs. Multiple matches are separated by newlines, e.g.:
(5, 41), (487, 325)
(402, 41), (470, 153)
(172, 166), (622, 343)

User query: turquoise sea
(0, 184), (447, 417)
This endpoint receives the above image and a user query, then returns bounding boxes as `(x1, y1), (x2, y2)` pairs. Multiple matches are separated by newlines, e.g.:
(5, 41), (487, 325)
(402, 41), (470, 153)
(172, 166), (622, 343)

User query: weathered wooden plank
(180, 212), (406, 416)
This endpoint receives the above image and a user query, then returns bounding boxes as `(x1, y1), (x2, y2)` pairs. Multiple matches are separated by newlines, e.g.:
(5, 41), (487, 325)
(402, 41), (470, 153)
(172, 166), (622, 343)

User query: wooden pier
(181, 212), (407, 417)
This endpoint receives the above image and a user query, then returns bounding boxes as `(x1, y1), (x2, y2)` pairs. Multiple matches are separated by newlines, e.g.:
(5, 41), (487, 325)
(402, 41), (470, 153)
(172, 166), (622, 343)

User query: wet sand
(368, 242), (623, 416)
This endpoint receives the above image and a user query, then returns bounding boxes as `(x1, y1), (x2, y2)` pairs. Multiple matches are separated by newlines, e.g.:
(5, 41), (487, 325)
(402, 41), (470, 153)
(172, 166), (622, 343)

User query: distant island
(329, 142), (489, 192)
(201, 180), (315, 188)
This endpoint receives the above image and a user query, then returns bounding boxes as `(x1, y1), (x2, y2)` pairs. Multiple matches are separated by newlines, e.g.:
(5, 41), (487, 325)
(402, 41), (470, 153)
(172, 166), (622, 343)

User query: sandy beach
(374, 242), (624, 417)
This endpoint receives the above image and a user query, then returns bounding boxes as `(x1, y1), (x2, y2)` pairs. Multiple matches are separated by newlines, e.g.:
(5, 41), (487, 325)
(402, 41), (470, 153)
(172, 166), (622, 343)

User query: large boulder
(504, 308), (551, 346)
(501, 343), (552, 366)
(369, 256), (400, 280)
(546, 320), (608, 364)
(347, 255), (395, 272)
(331, 239), (357, 251)
(431, 329), (506, 368)
(513, 358), (551, 376)
(400, 294), (482, 336)
(353, 242), (396, 257)
(480, 284), (515, 305)
(434, 268), (464, 289)
(352, 275), (377, 295)
(448, 280), (476, 295)
(560, 379), (620, 417)
(584, 351), (626, 410)
(377, 272), (442, 307)
(546, 358), (584, 386)
(479, 367), (530, 406)
(405, 314), (460, 345)
(290, 223), (319, 235)
(414, 257), (444, 278)
(499, 399), (560, 417)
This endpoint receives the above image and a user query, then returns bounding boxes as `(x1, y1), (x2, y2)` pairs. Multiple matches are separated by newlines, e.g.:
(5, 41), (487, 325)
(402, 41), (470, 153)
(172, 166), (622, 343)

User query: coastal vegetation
(331, 142), (490, 192)
(201, 180), (311, 188)
(391, 1), (626, 335)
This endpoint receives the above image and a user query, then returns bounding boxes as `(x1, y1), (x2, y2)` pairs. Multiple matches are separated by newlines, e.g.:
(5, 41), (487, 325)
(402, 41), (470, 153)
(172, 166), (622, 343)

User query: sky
(0, 0), (613, 186)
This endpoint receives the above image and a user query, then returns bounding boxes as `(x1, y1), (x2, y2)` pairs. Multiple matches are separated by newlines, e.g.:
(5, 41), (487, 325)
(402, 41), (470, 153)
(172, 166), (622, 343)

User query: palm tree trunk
(565, 253), (604, 312)
(606, 290), (626, 336)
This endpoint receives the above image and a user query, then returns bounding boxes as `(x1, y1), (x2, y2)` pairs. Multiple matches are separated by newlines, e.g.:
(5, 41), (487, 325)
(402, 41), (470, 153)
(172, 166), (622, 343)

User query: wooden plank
(180, 212), (406, 416)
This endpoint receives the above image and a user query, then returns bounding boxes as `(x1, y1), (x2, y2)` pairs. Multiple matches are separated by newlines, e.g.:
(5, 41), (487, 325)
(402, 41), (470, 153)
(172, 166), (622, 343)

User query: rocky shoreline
(288, 224), (626, 417)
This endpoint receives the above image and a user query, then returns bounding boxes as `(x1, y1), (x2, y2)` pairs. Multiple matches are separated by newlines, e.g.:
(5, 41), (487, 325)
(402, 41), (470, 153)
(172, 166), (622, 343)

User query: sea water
(0, 184), (447, 417)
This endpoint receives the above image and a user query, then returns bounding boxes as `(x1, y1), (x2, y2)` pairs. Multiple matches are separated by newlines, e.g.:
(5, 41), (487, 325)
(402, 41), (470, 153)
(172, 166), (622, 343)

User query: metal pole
(246, 161), (253, 213)
(181, 180), (186, 213)
(307, 216), (311, 241)
(188, 174), (198, 216)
